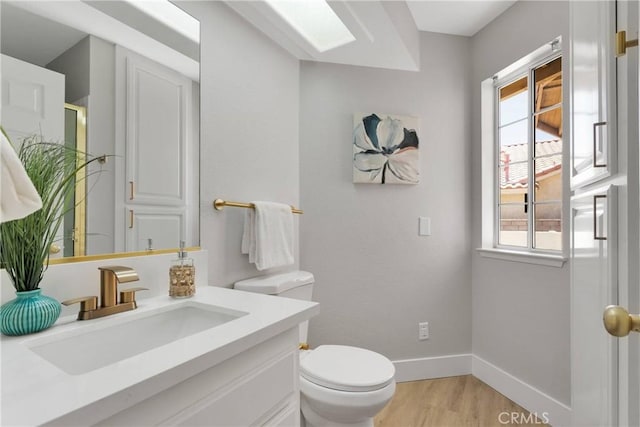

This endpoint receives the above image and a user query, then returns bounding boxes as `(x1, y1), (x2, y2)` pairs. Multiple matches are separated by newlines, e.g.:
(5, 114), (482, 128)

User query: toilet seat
(300, 345), (395, 392)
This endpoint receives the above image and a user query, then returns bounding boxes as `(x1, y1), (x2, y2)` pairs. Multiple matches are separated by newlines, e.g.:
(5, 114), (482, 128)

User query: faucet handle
(62, 296), (98, 313)
(120, 287), (149, 304)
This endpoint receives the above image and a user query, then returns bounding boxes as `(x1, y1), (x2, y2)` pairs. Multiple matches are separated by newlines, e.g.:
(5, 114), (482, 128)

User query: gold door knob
(603, 305), (640, 337)
(49, 244), (61, 254)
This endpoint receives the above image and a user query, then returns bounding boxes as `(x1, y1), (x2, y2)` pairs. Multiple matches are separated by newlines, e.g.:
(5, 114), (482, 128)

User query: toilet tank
(234, 271), (315, 344)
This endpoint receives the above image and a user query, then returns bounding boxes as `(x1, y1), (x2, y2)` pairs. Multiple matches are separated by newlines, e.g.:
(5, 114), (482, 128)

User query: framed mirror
(1, 0), (200, 261)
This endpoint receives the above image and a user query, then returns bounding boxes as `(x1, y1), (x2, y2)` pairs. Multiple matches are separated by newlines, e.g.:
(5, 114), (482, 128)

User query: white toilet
(234, 271), (396, 427)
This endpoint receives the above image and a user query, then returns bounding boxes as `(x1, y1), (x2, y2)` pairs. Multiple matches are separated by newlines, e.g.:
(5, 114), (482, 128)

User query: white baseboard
(472, 355), (571, 427)
(392, 354), (472, 383)
(391, 354), (571, 426)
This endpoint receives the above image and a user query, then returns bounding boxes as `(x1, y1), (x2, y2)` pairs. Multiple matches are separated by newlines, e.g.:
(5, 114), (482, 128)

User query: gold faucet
(62, 266), (148, 320)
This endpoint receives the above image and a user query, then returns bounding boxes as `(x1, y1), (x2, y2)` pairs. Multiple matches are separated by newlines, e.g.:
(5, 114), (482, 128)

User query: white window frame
(477, 38), (567, 267)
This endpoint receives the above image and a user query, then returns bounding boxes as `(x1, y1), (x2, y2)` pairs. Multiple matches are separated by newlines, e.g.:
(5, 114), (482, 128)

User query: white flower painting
(353, 113), (420, 184)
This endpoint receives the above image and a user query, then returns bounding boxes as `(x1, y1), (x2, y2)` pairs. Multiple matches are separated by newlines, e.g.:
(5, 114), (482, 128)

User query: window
(264, 0), (355, 53)
(485, 42), (563, 258)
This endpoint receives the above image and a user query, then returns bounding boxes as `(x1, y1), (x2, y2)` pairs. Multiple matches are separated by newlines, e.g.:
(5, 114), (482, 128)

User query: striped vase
(0, 289), (61, 336)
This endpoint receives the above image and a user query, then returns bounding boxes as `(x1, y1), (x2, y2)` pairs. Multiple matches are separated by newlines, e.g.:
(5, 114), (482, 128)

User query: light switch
(419, 217), (431, 236)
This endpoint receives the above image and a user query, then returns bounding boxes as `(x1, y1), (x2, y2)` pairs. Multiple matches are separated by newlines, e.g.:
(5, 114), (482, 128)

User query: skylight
(264, 0), (355, 53)
(124, 0), (199, 43)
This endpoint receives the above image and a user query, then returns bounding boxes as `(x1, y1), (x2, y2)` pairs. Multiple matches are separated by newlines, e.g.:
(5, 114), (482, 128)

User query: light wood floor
(374, 375), (548, 427)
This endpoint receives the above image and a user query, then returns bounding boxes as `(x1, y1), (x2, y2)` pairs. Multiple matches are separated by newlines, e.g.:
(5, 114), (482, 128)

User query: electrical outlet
(418, 322), (429, 340)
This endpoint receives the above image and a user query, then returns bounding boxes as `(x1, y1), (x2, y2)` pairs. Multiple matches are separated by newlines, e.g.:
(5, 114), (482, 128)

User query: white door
(1, 54), (64, 144)
(1, 54), (66, 258)
(571, 186), (618, 426)
(570, 1), (640, 425)
(606, 3), (640, 427)
(619, 4), (640, 424)
(569, 1), (620, 422)
(631, 5), (640, 422)
(635, 46), (640, 427)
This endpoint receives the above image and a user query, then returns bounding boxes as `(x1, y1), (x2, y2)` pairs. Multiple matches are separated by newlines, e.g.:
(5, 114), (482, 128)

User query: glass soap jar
(169, 242), (195, 298)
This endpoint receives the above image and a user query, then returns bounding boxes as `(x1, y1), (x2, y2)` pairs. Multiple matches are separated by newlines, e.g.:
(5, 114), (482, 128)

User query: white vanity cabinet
(569, 0), (616, 188)
(90, 328), (301, 427)
(1, 287), (318, 427)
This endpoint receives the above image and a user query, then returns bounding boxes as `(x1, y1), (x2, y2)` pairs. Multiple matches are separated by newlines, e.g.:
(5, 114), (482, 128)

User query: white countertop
(0, 287), (319, 426)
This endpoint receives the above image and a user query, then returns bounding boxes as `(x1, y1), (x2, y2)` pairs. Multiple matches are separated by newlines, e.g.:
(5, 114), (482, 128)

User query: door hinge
(616, 30), (639, 57)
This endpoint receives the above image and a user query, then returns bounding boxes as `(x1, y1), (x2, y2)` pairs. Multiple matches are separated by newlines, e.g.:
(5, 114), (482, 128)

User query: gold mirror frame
(49, 246), (201, 265)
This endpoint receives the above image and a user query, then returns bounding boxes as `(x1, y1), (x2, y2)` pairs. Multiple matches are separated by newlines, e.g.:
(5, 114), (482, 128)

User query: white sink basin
(28, 303), (248, 375)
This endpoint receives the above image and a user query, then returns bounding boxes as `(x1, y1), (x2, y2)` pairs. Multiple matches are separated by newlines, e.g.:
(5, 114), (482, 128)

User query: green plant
(0, 129), (102, 292)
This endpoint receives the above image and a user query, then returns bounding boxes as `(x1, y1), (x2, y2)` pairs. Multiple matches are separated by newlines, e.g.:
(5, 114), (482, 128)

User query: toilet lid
(300, 345), (395, 392)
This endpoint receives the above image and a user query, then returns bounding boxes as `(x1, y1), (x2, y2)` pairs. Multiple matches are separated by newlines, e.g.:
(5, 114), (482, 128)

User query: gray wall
(47, 35), (116, 256)
(176, 0), (570, 405)
(179, 1), (300, 286)
(86, 36), (116, 256)
(299, 32), (472, 360)
(470, 1), (571, 405)
(47, 36), (90, 103)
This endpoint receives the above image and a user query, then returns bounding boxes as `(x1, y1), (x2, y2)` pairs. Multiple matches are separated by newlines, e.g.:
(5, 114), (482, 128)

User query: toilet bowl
(234, 272), (396, 427)
(299, 345), (395, 427)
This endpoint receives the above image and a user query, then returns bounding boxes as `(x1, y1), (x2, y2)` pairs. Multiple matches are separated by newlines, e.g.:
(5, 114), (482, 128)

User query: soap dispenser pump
(169, 241), (195, 298)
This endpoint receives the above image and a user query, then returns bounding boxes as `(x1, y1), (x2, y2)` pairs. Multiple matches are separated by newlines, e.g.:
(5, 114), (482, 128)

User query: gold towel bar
(213, 199), (303, 214)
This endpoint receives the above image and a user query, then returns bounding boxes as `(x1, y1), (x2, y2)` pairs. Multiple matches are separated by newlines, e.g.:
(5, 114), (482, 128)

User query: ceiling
(406, 1), (517, 37)
(228, 0), (518, 71)
(2, 1), (518, 76)
(1, 1), (199, 81)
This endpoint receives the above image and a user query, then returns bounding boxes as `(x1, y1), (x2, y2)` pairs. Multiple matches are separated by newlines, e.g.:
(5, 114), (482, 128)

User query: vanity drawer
(92, 328), (300, 427)
(177, 351), (297, 426)
(263, 403), (300, 427)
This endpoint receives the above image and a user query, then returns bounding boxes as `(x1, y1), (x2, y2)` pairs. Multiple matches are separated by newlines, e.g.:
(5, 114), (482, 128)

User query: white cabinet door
(124, 50), (191, 207)
(571, 185), (618, 426)
(125, 207), (185, 252)
(115, 47), (195, 252)
(570, 1), (616, 188)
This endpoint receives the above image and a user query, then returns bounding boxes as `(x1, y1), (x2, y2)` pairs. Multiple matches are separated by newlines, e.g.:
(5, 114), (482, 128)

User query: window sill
(475, 248), (567, 267)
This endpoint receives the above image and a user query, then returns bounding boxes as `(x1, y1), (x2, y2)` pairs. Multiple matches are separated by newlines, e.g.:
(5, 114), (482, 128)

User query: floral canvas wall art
(353, 113), (419, 184)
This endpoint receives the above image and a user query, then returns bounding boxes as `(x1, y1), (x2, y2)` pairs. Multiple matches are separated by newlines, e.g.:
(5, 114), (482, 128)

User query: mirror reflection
(1, 0), (200, 259)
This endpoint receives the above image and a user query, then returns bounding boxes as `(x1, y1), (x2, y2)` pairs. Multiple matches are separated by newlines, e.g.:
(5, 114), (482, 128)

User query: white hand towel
(0, 131), (42, 223)
(242, 201), (294, 271)
(241, 208), (256, 263)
